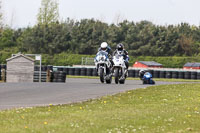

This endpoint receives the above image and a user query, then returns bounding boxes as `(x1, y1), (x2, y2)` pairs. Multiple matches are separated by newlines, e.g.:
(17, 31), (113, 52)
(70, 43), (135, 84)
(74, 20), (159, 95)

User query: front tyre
(114, 68), (119, 84)
(119, 79), (125, 84)
(106, 75), (112, 84)
(99, 68), (104, 83)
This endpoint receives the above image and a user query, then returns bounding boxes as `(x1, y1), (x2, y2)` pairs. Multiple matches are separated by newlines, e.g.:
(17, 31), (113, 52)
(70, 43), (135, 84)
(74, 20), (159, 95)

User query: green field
(1, 83), (200, 133)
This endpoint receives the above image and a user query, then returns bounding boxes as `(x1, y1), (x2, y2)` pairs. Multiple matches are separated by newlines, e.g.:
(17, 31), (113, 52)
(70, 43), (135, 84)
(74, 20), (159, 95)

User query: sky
(2, 0), (200, 28)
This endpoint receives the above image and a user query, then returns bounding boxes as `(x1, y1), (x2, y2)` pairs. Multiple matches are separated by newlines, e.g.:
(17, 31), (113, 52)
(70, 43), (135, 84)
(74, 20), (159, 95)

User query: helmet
(139, 69), (145, 77)
(101, 42), (108, 51)
(117, 43), (124, 51)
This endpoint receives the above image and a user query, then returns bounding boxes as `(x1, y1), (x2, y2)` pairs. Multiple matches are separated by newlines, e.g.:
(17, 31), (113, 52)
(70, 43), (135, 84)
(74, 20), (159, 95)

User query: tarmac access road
(0, 78), (185, 110)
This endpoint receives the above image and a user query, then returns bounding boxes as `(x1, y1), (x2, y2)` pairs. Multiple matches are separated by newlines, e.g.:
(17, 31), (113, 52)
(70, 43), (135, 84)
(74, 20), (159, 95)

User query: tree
(37, 0), (59, 25)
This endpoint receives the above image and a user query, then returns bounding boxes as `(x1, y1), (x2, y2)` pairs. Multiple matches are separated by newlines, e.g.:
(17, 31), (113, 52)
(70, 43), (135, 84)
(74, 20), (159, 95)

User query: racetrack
(0, 78), (183, 110)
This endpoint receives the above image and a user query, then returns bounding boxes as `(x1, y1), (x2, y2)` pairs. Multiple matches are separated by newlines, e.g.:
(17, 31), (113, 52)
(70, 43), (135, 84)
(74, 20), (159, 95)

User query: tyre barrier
(63, 68), (69, 75)
(74, 68), (81, 76)
(34, 71), (47, 82)
(172, 71), (178, 79)
(32, 66), (200, 80)
(135, 70), (140, 78)
(197, 72), (200, 79)
(128, 69), (135, 77)
(160, 71), (165, 78)
(86, 68), (93, 76)
(184, 71), (191, 79)
(92, 68), (98, 76)
(153, 70), (160, 78)
(165, 71), (172, 78)
(1, 64), (6, 70)
(80, 68), (87, 76)
(52, 71), (66, 83)
(68, 68), (75, 75)
(191, 71), (197, 80)
(34, 65), (53, 71)
(178, 71), (184, 79)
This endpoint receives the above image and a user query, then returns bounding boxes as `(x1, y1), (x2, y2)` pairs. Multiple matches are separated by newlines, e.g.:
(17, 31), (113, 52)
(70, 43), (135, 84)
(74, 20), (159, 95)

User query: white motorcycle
(94, 51), (112, 84)
(112, 52), (128, 84)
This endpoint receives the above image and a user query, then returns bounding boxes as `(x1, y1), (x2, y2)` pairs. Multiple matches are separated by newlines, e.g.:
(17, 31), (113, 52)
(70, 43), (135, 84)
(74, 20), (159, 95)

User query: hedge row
(1, 52), (200, 68)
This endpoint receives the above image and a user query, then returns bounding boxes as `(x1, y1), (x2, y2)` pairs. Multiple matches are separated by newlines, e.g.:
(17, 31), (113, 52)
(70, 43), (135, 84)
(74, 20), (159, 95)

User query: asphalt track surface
(0, 78), (184, 110)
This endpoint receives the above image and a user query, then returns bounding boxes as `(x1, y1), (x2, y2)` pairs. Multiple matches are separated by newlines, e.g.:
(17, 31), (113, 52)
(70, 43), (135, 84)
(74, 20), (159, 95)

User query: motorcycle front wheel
(114, 68), (119, 84)
(99, 68), (104, 83)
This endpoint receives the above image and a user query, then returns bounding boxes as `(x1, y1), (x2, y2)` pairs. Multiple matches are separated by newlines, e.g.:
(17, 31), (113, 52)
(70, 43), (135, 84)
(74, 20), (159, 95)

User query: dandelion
(139, 97), (142, 99)
(44, 122), (48, 125)
(24, 126), (28, 129)
(128, 92), (131, 94)
(104, 101), (107, 104)
(80, 107), (83, 110)
(49, 104), (53, 106)
(21, 116), (25, 119)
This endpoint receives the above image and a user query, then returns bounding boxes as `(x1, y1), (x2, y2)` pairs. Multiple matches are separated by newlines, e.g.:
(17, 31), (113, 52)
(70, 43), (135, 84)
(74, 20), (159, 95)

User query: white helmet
(101, 42), (108, 51)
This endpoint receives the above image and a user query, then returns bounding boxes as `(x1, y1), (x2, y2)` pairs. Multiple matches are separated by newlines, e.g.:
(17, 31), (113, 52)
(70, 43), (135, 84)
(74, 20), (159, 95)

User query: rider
(113, 43), (129, 69)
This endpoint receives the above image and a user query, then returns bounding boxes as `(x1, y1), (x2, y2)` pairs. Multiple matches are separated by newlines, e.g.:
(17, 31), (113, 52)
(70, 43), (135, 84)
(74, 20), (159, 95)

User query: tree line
(1, 19), (200, 56)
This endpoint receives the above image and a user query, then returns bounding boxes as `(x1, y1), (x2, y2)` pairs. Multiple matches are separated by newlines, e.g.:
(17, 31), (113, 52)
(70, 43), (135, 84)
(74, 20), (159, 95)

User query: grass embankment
(1, 83), (200, 132)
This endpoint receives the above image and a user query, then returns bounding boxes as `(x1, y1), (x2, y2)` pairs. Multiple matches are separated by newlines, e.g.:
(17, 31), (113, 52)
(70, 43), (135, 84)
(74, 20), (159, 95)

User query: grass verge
(1, 83), (200, 132)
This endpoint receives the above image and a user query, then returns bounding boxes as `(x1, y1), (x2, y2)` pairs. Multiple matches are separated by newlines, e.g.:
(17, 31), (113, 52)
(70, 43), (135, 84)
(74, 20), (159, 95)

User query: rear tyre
(100, 68), (104, 83)
(114, 68), (119, 84)
(151, 80), (155, 84)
